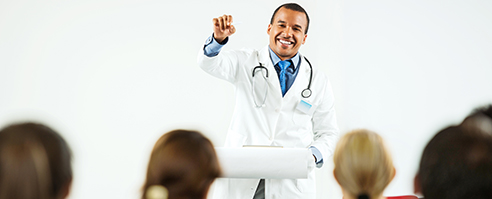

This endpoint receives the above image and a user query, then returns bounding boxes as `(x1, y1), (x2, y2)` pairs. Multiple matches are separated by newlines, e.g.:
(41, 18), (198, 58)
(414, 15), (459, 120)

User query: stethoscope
(252, 55), (313, 108)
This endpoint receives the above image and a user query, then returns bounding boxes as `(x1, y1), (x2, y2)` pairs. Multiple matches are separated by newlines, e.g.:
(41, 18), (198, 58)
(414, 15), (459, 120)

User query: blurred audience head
(461, 104), (492, 135)
(415, 125), (492, 199)
(142, 130), (221, 199)
(333, 129), (395, 199)
(0, 122), (73, 199)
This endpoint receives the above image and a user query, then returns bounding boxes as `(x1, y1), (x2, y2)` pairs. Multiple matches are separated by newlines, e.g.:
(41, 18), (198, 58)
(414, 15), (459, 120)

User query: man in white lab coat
(197, 3), (339, 199)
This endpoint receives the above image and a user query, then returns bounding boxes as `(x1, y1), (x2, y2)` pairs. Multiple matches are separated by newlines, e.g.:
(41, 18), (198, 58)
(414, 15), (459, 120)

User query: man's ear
(267, 24), (272, 35)
(302, 34), (307, 45)
(413, 174), (421, 194)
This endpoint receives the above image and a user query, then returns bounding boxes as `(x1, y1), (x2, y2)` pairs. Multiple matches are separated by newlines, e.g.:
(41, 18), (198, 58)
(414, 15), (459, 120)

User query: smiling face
(267, 7), (308, 61)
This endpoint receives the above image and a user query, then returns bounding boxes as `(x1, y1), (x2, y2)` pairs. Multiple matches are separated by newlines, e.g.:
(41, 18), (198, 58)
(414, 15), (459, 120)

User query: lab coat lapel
(285, 55), (309, 99)
(258, 46), (283, 100)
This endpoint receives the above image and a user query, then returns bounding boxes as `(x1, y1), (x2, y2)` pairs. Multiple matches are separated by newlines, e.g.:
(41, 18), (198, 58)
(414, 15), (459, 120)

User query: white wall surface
(1, 0), (491, 199)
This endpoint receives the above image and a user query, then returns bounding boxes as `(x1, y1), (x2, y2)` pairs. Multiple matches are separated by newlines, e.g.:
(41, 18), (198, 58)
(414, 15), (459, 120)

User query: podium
(214, 147), (314, 179)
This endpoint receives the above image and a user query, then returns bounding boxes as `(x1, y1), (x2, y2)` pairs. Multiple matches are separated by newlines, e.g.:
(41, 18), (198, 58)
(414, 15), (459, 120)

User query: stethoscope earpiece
(252, 63), (268, 78)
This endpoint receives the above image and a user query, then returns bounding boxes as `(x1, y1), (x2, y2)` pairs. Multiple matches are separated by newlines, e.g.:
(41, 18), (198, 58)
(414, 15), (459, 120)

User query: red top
(386, 196), (419, 199)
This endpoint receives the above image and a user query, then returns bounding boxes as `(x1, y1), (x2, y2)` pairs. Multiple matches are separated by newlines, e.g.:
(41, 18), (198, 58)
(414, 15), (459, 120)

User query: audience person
(333, 129), (397, 199)
(460, 104), (492, 135)
(414, 125), (492, 199)
(0, 122), (73, 199)
(142, 130), (221, 199)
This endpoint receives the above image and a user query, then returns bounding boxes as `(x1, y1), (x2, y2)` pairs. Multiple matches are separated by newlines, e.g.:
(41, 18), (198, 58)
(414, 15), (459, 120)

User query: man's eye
(279, 24), (286, 27)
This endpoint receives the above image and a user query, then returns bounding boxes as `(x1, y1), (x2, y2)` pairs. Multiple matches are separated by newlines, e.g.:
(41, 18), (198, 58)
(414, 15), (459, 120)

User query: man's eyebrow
(276, 20), (304, 30)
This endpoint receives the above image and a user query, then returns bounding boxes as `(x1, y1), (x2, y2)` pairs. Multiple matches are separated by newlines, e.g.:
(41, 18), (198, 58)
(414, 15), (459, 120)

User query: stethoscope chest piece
(301, 88), (312, 98)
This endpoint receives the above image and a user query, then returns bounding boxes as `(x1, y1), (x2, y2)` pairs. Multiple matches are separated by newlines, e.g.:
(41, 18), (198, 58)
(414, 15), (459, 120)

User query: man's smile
(277, 38), (295, 48)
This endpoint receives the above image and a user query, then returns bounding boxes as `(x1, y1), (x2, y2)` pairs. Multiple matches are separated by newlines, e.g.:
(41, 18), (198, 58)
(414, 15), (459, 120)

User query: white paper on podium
(215, 147), (312, 179)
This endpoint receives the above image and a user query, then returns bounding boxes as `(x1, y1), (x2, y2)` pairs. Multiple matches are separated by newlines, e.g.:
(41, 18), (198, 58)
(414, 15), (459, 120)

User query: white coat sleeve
(197, 47), (253, 84)
(310, 73), (340, 163)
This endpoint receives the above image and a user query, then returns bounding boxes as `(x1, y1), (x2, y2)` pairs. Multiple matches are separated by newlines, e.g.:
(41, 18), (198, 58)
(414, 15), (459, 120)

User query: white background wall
(1, 0), (491, 198)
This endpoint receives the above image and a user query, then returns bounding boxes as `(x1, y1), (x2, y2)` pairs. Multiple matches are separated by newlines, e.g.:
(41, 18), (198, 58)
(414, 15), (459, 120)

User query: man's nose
(282, 27), (293, 37)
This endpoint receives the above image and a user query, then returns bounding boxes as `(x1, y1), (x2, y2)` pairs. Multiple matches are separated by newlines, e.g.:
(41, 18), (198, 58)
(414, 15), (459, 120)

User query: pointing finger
(228, 15), (233, 26)
(220, 15), (227, 31)
(213, 18), (219, 27)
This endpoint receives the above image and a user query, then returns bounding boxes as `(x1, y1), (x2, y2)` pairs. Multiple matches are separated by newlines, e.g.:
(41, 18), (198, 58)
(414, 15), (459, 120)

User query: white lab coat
(197, 46), (339, 199)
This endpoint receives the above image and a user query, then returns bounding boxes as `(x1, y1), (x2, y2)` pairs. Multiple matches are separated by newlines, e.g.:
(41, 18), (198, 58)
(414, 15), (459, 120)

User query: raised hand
(213, 14), (236, 43)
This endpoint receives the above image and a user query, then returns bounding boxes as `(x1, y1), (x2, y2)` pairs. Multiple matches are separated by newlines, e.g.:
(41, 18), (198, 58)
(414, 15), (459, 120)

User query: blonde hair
(333, 129), (394, 199)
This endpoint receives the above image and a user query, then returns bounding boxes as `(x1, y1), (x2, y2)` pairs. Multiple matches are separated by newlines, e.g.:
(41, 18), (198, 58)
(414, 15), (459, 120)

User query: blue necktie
(278, 60), (292, 96)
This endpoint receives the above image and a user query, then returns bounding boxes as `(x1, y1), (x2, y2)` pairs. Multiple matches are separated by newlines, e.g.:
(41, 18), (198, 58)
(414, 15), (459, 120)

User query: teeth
(279, 40), (292, 45)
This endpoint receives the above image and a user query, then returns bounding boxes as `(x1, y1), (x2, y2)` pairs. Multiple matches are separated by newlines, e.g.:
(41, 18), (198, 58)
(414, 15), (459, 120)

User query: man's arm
(309, 73), (340, 168)
(203, 34), (228, 57)
(203, 15), (235, 57)
(198, 14), (249, 84)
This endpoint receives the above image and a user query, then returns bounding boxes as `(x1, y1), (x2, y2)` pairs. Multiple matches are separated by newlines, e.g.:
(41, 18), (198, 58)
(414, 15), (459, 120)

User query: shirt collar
(268, 47), (300, 69)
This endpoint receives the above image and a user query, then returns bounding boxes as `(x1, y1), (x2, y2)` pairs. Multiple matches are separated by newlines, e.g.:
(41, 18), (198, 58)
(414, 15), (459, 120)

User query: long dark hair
(0, 122), (73, 199)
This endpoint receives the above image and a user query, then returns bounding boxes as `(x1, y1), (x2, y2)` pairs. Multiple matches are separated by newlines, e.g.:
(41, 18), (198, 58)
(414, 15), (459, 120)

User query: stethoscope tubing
(252, 56), (313, 108)
(252, 63), (269, 108)
(301, 57), (313, 98)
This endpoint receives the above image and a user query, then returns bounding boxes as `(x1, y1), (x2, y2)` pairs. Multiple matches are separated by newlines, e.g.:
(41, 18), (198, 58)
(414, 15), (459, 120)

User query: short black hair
(270, 3), (310, 34)
(461, 104), (492, 135)
(467, 104), (492, 120)
(417, 126), (492, 199)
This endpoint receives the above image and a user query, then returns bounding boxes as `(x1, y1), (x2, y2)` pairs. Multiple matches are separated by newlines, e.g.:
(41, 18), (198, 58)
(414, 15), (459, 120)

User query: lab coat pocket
(293, 100), (316, 125)
(292, 111), (312, 126)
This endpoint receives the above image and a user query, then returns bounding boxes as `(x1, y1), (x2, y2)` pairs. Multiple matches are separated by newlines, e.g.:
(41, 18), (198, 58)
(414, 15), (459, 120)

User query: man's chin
(277, 52), (296, 59)
(271, 46), (297, 58)
(278, 48), (295, 54)
(275, 47), (292, 54)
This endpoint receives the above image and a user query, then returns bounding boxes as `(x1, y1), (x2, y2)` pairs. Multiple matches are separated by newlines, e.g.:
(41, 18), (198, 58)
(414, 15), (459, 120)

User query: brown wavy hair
(142, 130), (221, 199)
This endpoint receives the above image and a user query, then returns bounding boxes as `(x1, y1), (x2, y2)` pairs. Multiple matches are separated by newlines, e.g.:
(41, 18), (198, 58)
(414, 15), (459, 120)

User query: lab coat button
(275, 108), (280, 113)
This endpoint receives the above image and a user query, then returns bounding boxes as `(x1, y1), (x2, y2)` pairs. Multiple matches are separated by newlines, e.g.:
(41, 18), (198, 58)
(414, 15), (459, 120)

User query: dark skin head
(267, 7), (308, 61)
